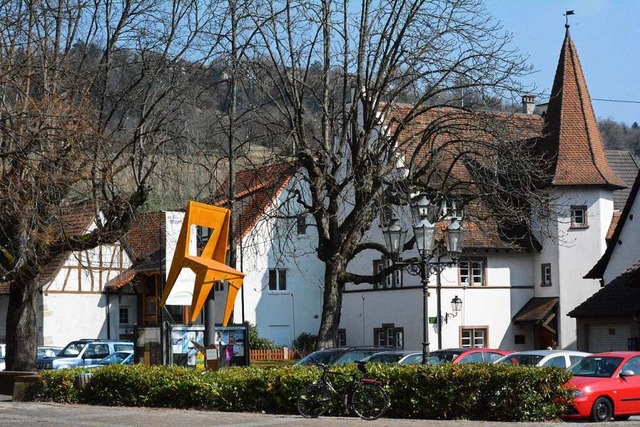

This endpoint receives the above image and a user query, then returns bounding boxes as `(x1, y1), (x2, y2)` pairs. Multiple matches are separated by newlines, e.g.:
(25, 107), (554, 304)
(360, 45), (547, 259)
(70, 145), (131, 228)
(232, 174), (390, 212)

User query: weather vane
(564, 10), (575, 28)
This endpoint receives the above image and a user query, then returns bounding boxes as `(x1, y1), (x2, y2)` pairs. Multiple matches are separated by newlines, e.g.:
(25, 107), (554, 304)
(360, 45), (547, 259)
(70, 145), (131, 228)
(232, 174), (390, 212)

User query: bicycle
(296, 360), (388, 420)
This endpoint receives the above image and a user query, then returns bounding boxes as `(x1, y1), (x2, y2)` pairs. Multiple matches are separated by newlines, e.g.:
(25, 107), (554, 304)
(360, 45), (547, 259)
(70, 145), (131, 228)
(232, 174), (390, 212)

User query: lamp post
(382, 194), (464, 365)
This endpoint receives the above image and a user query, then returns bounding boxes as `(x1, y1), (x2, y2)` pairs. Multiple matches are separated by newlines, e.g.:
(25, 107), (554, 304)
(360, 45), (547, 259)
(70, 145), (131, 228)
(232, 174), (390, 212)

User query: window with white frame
(372, 258), (403, 289)
(541, 263), (552, 286)
(459, 258), (485, 286)
(268, 268), (287, 291)
(570, 205), (588, 228)
(374, 324), (404, 348)
(461, 327), (487, 348)
(443, 199), (462, 219)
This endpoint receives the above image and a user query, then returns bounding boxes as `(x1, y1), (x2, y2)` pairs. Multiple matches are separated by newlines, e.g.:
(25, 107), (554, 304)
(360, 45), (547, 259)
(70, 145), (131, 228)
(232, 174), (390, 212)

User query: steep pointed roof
(538, 29), (624, 189)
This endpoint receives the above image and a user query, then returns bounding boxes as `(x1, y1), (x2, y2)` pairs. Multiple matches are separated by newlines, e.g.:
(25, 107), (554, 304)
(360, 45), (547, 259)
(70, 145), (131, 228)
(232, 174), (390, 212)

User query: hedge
(36, 363), (573, 422)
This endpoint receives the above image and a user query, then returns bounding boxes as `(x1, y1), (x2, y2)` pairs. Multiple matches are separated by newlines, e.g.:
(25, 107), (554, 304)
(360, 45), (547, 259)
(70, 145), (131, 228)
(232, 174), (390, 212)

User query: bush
(248, 323), (279, 350)
(36, 363), (573, 422)
(291, 332), (317, 358)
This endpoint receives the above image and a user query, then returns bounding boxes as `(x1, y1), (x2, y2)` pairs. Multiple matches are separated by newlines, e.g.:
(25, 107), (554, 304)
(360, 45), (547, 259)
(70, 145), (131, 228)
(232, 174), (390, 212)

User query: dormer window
(570, 205), (588, 229)
(443, 199), (462, 219)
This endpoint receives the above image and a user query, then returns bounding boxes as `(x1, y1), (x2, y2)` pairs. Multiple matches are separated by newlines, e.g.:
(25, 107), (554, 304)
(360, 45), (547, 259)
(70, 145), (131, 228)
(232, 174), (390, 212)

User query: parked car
(37, 339), (134, 370)
(564, 351), (640, 422)
(85, 351), (134, 368)
(365, 350), (420, 364)
(494, 350), (590, 368)
(294, 347), (387, 366)
(37, 346), (63, 359)
(399, 348), (513, 365)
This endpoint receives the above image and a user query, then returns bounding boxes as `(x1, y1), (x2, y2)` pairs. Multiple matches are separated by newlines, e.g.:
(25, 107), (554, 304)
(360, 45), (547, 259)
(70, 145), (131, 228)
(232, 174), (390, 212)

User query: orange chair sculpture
(160, 201), (245, 326)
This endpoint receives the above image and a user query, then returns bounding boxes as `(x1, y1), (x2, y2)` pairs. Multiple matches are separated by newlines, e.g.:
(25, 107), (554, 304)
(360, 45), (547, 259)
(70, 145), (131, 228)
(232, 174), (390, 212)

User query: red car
(399, 348), (512, 365)
(564, 351), (640, 422)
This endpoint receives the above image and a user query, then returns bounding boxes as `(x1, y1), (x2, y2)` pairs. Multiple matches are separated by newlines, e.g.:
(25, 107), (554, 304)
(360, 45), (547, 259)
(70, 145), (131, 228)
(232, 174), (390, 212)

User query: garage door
(587, 324), (631, 353)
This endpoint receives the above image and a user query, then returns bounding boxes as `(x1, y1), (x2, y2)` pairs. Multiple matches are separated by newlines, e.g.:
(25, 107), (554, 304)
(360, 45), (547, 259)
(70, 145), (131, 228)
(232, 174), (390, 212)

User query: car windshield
(569, 357), (623, 377)
(399, 353), (423, 364)
(333, 350), (377, 365)
(99, 352), (131, 365)
(367, 353), (405, 363)
(59, 342), (87, 357)
(426, 351), (461, 365)
(497, 354), (544, 366)
(296, 350), (343, 365)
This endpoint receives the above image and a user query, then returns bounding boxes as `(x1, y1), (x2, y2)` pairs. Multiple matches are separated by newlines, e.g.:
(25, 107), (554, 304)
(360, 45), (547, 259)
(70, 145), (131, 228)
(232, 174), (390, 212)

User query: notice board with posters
(214, 325), (248, 367)
(170, 324), (248, 367)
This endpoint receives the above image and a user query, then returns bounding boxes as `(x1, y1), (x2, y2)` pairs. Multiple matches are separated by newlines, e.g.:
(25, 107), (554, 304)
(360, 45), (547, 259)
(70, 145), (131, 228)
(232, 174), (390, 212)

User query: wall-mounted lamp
(442, 295), (463, 324)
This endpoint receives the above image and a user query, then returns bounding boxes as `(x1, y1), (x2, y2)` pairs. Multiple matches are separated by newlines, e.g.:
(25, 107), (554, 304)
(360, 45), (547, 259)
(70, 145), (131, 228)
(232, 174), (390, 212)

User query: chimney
(522, 94), (536, 115)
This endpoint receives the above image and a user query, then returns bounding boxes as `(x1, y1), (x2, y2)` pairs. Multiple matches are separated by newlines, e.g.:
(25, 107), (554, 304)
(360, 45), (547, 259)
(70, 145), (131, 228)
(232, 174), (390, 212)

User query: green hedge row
(36, 363), (573, 421)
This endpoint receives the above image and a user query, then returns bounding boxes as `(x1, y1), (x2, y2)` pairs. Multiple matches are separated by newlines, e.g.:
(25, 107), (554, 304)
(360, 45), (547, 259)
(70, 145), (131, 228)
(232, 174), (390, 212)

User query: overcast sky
(484, 0), (639, 125)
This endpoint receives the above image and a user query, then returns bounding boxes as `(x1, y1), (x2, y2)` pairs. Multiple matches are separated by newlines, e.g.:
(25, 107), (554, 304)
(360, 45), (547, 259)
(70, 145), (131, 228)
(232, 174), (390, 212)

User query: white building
(570, 162), (640, 352)
(0, 29), (634, 355)
(227, 28), (634, 352)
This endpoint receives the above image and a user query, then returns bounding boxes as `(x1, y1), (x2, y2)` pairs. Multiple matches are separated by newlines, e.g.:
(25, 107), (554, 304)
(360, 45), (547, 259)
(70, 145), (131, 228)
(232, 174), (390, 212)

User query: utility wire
(592, 98), (640, 105)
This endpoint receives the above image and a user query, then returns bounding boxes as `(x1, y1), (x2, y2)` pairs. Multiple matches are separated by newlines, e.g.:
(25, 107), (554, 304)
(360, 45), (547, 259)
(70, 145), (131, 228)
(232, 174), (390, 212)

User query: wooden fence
(250, 347), (293, 361)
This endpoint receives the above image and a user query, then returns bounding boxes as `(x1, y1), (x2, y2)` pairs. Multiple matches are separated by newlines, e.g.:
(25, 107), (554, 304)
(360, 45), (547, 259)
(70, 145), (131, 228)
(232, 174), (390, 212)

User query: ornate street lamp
(382, 219), (407, 261)
(382, 194), (465, 365)
(446, 217), (464, 260)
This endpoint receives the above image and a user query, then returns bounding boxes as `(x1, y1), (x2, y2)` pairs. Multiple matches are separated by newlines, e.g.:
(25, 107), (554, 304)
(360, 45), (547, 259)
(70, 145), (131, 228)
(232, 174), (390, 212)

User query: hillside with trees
(599, 119), (640, 159)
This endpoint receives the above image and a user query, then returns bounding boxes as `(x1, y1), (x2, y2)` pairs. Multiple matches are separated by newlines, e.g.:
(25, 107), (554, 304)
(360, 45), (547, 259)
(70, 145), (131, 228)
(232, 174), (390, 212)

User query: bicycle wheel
(297, 382), (333, 418)
(351, 382), (388, 420)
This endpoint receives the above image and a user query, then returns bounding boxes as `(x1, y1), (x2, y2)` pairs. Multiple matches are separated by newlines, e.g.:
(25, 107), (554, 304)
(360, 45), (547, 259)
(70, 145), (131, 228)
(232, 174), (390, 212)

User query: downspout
(106, 291), (111, 339)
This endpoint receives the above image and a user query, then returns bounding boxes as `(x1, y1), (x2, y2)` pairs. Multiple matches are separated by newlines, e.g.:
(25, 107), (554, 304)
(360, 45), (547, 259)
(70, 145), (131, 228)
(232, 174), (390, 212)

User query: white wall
(42, 293), (109, 346)
(604, 183), (640, 283)
(41, 233), (133, 346)
(342, 203), (538, 351)
(554, 188), (613, 349)
(231, 176), (324, 346)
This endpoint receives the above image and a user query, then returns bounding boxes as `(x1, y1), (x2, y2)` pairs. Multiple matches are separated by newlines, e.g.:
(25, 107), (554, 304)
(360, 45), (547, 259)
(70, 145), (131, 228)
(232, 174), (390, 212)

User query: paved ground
(0, 401), (638, 426)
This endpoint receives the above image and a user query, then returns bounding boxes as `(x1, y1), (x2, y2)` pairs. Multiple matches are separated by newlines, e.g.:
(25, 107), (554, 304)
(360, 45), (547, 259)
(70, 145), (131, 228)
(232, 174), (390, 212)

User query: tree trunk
(6, 278), (38, 371)
(316, 261), (344, 349)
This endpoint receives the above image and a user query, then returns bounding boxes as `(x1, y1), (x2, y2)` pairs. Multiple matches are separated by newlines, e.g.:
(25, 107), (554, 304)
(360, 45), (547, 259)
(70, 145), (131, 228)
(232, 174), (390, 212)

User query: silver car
(494, 349), (590, 368)
(37, 339), (133, 370)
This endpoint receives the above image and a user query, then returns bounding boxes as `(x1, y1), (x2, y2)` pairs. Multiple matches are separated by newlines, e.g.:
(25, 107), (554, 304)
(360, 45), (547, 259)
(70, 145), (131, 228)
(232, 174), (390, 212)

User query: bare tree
(0, 0), (225, 370)
(242, 0), (549, 348)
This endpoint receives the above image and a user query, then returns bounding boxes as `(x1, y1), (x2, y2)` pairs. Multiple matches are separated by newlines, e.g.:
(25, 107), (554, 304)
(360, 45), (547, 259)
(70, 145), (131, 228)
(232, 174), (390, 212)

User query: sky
(483, 0), (640, 125)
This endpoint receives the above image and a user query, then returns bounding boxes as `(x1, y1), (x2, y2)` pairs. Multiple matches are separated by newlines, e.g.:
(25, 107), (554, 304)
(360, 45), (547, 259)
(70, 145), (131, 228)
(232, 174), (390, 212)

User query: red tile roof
(384, 104), (543, 193)
(122, 211), (166, 260)
(536, 29), (624, 189)
(37, 206), (97, 286)
(213, 162), (297, 241)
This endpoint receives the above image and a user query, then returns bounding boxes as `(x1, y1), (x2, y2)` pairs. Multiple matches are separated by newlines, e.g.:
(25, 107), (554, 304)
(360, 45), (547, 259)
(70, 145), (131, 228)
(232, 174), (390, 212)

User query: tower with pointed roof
(531, 25), (625, 349)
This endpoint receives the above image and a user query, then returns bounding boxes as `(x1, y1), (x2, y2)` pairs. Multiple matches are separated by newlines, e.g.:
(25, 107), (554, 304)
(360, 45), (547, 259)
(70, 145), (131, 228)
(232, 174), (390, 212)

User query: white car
(494, 349), (590, 368)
